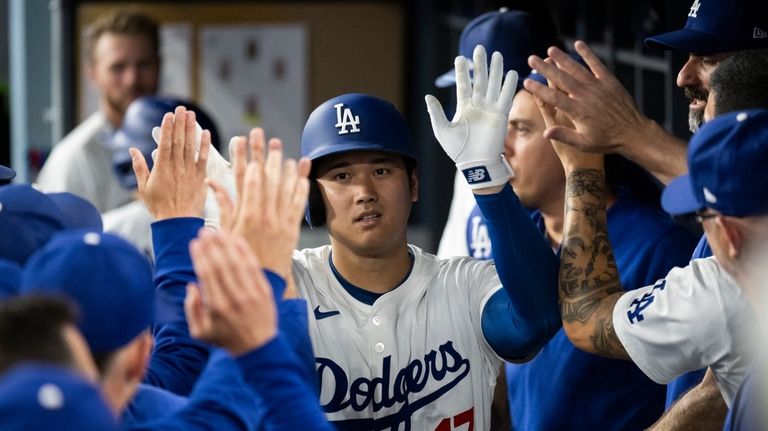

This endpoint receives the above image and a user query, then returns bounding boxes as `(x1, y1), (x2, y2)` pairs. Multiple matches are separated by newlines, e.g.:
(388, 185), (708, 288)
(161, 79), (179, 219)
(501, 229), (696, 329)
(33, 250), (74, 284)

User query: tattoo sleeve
(560, 168), (629, 359)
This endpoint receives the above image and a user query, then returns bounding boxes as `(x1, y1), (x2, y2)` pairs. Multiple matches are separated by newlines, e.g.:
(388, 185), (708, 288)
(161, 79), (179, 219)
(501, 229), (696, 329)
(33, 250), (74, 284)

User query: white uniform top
(613, 257), (757, 407)
(293, 244), (503, 430)
(102, 200), (154, 260)
(437, 170), (475, 258)
(36, 112), (133, 213)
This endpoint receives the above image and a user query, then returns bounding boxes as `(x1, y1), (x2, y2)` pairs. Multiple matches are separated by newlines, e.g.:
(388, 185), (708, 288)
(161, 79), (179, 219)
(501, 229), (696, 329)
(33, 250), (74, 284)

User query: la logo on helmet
(688, 0), (701, 18)
(334, 103), (361, 135)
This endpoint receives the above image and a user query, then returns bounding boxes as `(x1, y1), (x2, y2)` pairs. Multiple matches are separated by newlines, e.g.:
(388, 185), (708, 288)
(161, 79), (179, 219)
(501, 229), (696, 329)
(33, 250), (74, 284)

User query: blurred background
(0, 0), (696, 251)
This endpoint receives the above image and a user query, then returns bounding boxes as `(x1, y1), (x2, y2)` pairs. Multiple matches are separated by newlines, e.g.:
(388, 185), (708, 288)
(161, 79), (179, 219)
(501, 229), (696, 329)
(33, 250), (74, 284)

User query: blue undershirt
(328, 251), (414, 306)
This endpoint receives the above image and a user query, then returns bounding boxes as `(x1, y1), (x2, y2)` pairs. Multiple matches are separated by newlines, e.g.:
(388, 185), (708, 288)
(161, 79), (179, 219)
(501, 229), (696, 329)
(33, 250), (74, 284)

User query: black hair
(711, 49), (768, 116)
(0, 295), (79, 373)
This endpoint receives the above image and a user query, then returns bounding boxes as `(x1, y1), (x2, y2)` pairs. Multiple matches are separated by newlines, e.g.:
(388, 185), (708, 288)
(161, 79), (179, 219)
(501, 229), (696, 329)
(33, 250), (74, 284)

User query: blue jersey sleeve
(145, 217), (211, 396)
(125, 349), (264, 431)
(474, 184), (561, 360)
(236, 335), (333, 431)
(277, 299), (317, 394)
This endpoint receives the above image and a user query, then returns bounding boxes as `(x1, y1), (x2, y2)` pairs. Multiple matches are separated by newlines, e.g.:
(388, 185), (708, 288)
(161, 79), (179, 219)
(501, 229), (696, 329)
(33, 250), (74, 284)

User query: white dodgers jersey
(292, 245), (503, 430)
(612, 257), (758, 406)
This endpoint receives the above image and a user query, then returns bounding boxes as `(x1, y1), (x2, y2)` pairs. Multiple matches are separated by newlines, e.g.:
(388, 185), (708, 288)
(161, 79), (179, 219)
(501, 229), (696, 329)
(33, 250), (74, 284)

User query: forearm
(560, 165), (628, 359)
(146, 217), (210, 395)
(277, 298), (317, 394)
(620, 119), (687, 185)
(649, 369), (727, 430)
(476, 184), (561, 359)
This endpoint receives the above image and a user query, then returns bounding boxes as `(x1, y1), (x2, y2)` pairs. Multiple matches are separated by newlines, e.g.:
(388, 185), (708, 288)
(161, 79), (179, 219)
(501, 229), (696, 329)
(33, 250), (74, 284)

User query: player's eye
(373, 167), (390, 176)
(333, 172), (350, 181)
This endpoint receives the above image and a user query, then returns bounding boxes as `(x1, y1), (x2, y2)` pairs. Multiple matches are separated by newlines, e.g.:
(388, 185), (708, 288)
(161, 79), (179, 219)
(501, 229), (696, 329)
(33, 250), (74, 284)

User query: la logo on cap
(688, 0), (701, 18)
(334, 103), (361, 135)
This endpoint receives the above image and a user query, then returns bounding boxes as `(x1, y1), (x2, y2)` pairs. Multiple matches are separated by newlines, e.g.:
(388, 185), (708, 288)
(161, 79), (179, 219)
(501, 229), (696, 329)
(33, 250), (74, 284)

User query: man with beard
(37, 10), (160, 213)
(524, 0), (768, 423)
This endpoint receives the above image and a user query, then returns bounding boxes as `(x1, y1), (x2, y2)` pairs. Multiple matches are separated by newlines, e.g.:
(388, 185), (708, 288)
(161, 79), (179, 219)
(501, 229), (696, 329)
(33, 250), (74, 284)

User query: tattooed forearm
(559, 168), (628, 358)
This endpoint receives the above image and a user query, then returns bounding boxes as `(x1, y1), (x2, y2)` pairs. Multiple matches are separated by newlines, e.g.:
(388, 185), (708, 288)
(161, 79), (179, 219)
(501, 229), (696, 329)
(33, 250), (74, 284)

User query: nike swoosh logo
(314, 306), (340, 320)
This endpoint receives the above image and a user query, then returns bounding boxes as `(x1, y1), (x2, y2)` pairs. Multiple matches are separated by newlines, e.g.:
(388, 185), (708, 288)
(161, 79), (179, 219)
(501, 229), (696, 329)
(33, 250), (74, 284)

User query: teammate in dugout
(659, 109), (768, 431)
(532, 48), (758, 424)
(501, 64), (697, 430)
(524, 0), (768, 418)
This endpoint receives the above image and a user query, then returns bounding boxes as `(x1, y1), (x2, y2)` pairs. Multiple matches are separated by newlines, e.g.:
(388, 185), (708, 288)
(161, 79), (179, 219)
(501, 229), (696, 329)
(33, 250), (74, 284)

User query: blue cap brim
(0, 165), (16, 181)
(661, 174), (703, 216)
(644, 28), (733, 54)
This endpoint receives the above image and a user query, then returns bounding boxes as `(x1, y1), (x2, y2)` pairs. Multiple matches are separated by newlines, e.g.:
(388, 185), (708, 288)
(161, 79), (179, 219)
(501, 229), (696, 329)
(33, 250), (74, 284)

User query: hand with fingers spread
(185, 230), (277, 356)
(524, 41), (686, 183)
(425, 45), (518, 193)
(532, 65), (604, 172)
(207, 129), (310, 280)
(149, 119), (237, 230)
(131, 106), (211, 220)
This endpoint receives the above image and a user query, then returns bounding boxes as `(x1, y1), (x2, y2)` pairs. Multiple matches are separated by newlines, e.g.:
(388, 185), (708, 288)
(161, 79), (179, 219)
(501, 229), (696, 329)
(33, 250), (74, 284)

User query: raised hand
(185, 230), (276, 356)
(425, 45), (517, 192)
(206, 128), (310, 281)
(131, 106), (211, 220)
(532, 59), (604, 172)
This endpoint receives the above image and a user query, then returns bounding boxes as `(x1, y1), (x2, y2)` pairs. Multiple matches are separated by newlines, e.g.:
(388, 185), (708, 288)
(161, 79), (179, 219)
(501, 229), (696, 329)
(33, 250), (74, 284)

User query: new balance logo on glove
(462, 167), (491, 184)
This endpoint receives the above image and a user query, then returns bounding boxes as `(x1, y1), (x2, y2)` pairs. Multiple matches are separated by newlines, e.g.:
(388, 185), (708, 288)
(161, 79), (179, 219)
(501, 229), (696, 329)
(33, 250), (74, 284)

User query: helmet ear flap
(305, 179), (326, 228)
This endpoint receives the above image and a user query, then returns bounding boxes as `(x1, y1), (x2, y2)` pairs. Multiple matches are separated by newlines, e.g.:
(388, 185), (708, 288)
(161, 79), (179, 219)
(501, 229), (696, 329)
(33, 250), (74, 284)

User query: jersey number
(435, 407), (474, 431)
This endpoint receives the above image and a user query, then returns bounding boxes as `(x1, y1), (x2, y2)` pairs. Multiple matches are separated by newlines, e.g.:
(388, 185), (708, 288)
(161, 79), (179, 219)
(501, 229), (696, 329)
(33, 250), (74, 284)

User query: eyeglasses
(695, 211), (718, 224)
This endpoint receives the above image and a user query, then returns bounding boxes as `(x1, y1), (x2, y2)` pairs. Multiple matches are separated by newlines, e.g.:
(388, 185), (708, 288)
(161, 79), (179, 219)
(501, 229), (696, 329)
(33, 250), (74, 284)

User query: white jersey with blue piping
(292, 244), (503, 430)
(612, 256), (757, 407)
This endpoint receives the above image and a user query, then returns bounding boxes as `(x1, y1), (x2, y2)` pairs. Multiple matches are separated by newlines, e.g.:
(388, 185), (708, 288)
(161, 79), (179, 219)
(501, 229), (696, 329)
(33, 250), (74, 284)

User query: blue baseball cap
(47, 192), (103, 231)
(20, 230), (155, 353)
(645, 0), (768, 54)
(0, 363), (117, 431)
(301, 93), (417, 164)
(0, 185), (102, 265)
(110, 96), (221, 190)
(662, 109), (768, 216)
(0, 258), (21, 299)
(435, 8), (561, 88)
(0, 164), (15, 183)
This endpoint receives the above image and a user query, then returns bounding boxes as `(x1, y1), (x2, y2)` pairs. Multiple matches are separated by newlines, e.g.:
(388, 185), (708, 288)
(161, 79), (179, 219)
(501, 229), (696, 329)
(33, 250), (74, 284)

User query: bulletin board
(76, 2), (405, 159)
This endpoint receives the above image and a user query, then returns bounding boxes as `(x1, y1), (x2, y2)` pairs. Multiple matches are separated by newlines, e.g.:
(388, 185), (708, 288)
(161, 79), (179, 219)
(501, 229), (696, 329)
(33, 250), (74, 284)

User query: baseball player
(657, 109), (768, 431)
(539, 62), (758, 417)
(0, 363), (118, 431)
(125, 105), (321, 429)
(141, 46), (560, 429)
(499, 65), (698, 430)
(295, 45), (559, 429)
(103, 95), (222, 258)
(436, 7), (561, 259)
(37, 10), (160, 213)
(0, 184), (102, 265)
(525, 0), (768, 414)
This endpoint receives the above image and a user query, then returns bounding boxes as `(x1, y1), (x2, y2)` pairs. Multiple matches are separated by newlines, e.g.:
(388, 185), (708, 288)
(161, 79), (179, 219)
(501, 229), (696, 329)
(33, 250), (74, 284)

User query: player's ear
(409, 168), (419, 203)
(717, 216), (743, 260)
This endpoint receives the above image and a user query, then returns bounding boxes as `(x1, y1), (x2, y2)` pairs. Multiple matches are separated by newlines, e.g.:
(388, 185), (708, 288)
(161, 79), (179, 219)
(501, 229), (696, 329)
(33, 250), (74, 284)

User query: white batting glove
(425, 45), (517, 190)
(151, 123), (237, 230)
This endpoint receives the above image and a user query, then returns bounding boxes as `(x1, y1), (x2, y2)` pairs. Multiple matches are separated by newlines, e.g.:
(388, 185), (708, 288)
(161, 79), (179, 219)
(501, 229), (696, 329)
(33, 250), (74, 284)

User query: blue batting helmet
(110, 96), (221, 189)
(301, 93), (418, 227)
